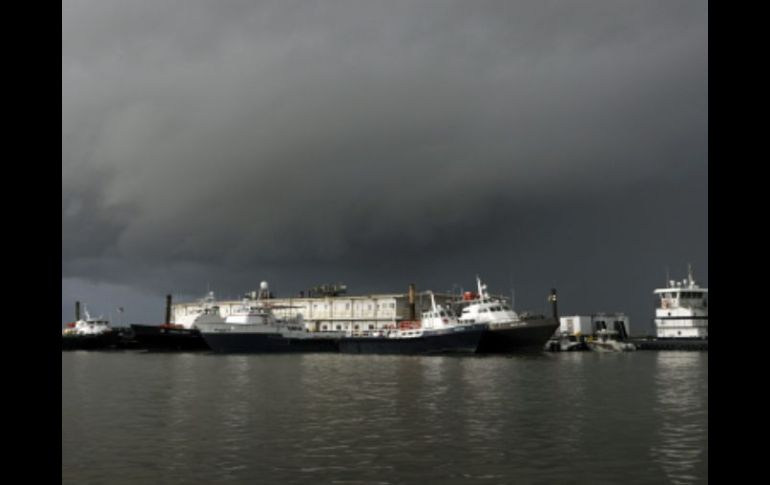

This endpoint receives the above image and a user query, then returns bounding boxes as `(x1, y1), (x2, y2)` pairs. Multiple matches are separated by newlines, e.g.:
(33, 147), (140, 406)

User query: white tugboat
(337, 291), (486, 354)
(654, 265), (708, 339)
(633, 265), (708, 351)
(197, 282), (341, 353)
(62, 305), (119, 350)
(454, 276), (559, 353)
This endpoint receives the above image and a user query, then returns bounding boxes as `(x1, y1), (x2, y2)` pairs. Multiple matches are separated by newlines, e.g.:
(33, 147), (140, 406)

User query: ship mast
(476, 275), (488, 301)
(429, 291), (437, 312)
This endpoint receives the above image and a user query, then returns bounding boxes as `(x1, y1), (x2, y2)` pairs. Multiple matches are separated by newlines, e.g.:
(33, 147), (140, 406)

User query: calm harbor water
(62, 351), (707, 484)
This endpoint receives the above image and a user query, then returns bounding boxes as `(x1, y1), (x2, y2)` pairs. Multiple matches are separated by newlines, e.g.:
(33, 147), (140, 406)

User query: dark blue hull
(130, 324), (210, 351)
(201, 332), (339, 353)
(338, 327), (484, 355)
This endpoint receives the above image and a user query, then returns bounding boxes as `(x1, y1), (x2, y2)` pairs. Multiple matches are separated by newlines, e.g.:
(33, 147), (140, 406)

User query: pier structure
(172, 291), (459, 334)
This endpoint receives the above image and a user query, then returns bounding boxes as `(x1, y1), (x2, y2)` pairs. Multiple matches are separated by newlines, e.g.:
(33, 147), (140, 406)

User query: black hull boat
(453, 278), (561, 354)
(62, 331), (121, 351)
(62, 305), (121, 351)
(338, 326), (484, 355)
(476, 317), (560, 353)
(201, 332), (338, 353)
(130, 324), (210, 351)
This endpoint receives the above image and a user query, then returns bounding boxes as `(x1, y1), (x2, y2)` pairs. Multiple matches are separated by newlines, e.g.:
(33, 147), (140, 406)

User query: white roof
(654, 286), (708, 294)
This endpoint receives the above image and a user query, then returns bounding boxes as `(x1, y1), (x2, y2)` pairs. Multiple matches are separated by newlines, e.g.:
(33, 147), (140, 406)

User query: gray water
(62, 351), (707, 484)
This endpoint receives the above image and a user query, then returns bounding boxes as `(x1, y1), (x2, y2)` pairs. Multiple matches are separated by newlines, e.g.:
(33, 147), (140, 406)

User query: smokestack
(75, 301), (81, 321)
(165, 294), (172, 325)
(408, 283), (416, 321)
(549, 288), (559, 320)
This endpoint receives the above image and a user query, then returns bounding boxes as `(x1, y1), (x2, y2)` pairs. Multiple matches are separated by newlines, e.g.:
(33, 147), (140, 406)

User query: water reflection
(458, 357), (507, 444)
(548, 352), (589, 457)
(650, 352), (708, 484)
(63, 351), (709, 484)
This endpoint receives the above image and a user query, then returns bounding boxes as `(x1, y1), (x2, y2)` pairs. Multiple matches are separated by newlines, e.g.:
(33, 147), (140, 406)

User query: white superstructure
(174, 287), (457, 334)
(196, 282), (311, 337)
(173, 291), (224, 329)
(456, 276), (522, 327)
(62, 307), (111, 336)
(421, 291), (464, 330)
(653, 265), (708, 338)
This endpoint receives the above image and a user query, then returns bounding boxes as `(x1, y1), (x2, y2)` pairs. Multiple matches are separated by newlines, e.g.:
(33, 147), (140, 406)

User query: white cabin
(653, 266), (708, 338)
(559, 313), (631, 338)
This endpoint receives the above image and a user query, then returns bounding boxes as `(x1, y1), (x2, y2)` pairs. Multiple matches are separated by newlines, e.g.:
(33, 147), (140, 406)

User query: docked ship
(130, 294), (215, 351)
(629, 265), (708, 351)
(653, 265), (708, 338)
(197, 282), (341, 353)
(630, 265), (708, 351)
(454, 277), (560, 353)
(62, 303), (120, 350)
(337, 290), (486, 354)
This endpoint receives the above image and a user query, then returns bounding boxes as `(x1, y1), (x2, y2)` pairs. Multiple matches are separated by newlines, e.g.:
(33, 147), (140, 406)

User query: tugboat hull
(61, 331), (121, 351)
(476, 317), (559, 353)
(201, 332), (339, 353)
(130, 324), (210, 351)
(338, 327), (484, 355)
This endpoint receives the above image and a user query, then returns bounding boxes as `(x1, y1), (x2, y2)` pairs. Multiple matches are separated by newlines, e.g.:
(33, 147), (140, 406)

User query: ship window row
(661, 292), (705, 299)
(480, 306), (510, 313)
(310, 302), (395, 310)
(427, 311), (451, 318)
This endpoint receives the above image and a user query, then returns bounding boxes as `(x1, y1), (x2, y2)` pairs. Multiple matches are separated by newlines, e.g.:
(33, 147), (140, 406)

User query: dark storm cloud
(62, 0), (707, 330)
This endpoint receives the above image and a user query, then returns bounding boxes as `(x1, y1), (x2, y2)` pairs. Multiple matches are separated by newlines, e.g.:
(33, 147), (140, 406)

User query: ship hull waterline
(338, 327), (485, 355)
(130, 324), (210, 351)
(201, 332), (339, 354)
(61, 331), (121, 351)
(476, 317), (560, 353)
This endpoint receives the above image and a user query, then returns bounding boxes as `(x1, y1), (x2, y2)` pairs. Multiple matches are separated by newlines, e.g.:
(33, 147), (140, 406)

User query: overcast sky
(62, 0), (707, 335)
